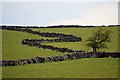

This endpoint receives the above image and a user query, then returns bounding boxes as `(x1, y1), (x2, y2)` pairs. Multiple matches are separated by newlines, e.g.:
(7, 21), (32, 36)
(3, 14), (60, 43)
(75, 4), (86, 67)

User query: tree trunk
(93, 47), (97, 52)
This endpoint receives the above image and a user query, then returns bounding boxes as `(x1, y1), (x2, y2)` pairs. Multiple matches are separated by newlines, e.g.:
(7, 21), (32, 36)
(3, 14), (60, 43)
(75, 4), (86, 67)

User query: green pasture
(2, 26), (119, 78)
(33, 27), (118, 52)
(2, 58), (118, 78)
(2, 30), (66, 60)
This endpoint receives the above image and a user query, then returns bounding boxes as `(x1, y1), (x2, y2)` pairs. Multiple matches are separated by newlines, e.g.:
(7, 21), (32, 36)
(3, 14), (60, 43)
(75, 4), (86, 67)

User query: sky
(0, 0), (119, 26)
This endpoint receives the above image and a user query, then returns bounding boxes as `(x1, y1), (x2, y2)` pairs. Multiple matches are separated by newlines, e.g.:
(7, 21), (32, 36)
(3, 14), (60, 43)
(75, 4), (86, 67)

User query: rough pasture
(2, 58), (118, 78)
(1, 26), (119, 66)
(33, 27), (118, 52)
(2, 52), (120, 66)
(1, 26), (119, 78)
(2, 30), (66, 60)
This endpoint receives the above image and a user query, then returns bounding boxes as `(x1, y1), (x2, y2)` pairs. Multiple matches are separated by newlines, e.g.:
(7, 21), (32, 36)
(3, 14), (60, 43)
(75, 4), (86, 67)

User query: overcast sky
(1, 0), (119, 26)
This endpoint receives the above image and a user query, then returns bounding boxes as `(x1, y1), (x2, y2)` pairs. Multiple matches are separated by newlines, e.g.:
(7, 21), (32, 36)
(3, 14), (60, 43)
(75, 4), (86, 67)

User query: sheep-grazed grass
(2, 30), (66, 60)
(2, 58), (118, 78)
(33, 27), (118, 52)
(2, 26), (119, 78)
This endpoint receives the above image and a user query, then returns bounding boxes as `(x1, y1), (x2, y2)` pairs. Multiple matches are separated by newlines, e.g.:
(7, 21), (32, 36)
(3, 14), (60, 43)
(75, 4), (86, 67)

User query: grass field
(2, 58), (118, 78)
(2, 26), (119, 78)
(33, 27), (118, 52)
(2, 30), (66, 60)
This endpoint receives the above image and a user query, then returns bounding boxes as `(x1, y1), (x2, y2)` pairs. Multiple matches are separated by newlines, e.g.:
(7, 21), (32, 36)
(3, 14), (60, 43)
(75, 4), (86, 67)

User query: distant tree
(86, 27), (111, 52)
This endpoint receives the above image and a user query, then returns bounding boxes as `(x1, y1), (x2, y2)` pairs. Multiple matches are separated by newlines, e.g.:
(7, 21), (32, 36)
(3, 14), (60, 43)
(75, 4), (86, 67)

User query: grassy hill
(2, 58), (118, 78)
(2, 30), (66, 60)
(2, 26), (119, 78)
(32, 27), (118, 52)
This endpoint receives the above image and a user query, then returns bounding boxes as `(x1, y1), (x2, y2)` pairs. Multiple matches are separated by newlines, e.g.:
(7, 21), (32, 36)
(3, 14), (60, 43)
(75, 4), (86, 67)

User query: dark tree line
(0, 25), (119, 29)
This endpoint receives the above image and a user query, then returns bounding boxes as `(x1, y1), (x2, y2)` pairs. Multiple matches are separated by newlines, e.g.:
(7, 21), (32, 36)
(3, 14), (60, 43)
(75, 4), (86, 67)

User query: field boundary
(1, 25), (120, 66)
